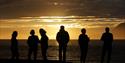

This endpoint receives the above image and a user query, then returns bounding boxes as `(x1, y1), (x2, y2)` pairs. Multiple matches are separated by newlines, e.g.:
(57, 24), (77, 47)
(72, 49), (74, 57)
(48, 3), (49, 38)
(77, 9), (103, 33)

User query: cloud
(0, 17), (124, 28)
(0, 0), (125, 18)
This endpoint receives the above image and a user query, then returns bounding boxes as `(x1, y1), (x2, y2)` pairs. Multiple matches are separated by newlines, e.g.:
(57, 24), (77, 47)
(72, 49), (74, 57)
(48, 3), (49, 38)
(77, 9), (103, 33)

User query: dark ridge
(115, 23), (125, 30)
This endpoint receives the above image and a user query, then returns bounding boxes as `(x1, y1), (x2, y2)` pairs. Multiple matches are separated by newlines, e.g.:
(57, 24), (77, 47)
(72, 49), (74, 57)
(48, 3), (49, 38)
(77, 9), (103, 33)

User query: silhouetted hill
(115, 23), (125, 30)
(113, 23), (125, 39)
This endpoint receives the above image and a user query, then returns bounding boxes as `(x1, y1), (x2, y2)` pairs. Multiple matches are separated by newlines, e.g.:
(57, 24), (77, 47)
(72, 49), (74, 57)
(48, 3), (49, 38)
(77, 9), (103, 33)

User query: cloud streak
(0, 17), (124, 28)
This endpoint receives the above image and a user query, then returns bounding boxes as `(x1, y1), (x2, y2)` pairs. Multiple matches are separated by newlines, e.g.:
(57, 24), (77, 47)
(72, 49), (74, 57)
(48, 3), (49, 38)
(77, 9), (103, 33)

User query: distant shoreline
(0, 39), (125, 41)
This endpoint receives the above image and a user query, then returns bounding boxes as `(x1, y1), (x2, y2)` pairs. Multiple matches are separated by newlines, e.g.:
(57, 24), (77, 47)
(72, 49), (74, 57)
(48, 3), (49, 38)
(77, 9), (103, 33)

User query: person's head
(81, 28), (86, 34)
(60, 25), (64, 30)
(60, 25), (65, 31)
(39, 28), (46, 35)
(12, 31), (18, 38)
(30, 29), (35, 35)
(105, 27), (110, 33)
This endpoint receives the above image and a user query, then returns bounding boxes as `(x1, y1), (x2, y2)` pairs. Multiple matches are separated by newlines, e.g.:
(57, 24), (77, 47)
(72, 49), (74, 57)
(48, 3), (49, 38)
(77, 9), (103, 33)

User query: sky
(0, 0), (125, 39)
(0, 16), (125, 39)
(0, 0), (125, 18)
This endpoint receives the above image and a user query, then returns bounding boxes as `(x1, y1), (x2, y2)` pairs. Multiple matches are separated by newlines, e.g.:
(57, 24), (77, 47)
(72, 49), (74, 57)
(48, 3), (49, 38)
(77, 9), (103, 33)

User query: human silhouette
(27, 30), (39, 61)
(78, 28), (90, 63)
(56, 25), (70, 62)
(100, 27), (113, 63)
(39, 28), (48, 60)
(11, 31), (19, 60)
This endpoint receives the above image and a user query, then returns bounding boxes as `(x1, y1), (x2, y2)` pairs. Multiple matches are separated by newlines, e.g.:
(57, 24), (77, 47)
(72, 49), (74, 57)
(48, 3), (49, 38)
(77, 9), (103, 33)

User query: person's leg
(11, 50), (14, 59)
(59, 44), (62, 62)
(28, 48), (32, 60)
(107, 46), (112, 63)
(44, 48), (47, 60)
(101, 46), (106, 63)
(63, 44), (67, 62)
(41, 47), (44, 59)
(83, 48), (88, 63)
(42, 48), (47, 60)
(16, 50), (19, 60)
(33, 47), (37, 61)
(80, 48), (83, 63)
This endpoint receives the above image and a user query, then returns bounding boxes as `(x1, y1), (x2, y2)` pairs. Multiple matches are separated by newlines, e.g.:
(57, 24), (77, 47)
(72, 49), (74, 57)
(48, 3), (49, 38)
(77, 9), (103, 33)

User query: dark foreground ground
(0, 40), (125, 63)
(0, 59), (72, 63)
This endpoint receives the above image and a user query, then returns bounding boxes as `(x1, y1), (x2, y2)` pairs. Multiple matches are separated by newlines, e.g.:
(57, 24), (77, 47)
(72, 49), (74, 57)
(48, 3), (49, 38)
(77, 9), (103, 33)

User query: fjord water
(0, 39), (125, 63)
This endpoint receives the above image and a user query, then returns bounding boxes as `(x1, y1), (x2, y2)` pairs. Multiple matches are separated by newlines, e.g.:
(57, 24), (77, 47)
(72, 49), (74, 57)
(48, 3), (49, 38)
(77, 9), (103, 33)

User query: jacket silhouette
(39, 28), (48, 60)
(56, 25), (70, 62)
(11, 31), (19, 60)
(100, 27), (113, 63)
(78, 28), (90, 63)
(27, 30), (39, 60)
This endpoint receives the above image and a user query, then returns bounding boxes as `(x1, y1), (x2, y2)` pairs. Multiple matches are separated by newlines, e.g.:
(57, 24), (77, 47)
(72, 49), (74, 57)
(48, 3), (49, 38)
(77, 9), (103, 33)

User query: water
(0, 40), (125, 63)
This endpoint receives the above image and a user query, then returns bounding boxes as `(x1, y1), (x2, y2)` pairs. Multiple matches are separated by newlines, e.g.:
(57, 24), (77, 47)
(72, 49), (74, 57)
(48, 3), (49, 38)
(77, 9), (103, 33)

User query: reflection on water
(0, 16), (125, 39)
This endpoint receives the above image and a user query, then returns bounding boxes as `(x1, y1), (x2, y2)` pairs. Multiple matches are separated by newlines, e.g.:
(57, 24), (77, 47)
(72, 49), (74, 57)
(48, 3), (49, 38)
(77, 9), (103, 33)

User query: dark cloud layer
(0, 0), (125, 18)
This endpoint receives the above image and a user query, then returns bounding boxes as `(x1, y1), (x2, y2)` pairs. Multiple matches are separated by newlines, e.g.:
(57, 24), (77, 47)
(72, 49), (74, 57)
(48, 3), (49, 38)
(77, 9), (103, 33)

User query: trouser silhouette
(59, 44), (67, 62)
(41, 48), (47, 60)
(11, 49), (19, 59)
(28, 47), (37, 60)
(101, 45), (112, 63)
(80, 46), (88, 63)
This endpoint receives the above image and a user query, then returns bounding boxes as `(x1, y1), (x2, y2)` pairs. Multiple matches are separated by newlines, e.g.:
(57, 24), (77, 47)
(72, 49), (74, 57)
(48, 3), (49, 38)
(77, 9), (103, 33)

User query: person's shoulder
(109, 33), (113, 35)
(79, 34), (82, 37)
(35, 35), (38, 37)
(105, 32), (112, 35)
(102, 33), (106, 35)
(65, 31), (69, 33)
(28, 36), (32, 38)
(34, 35), (38, 38)
(103, 32), (106, 34)
(57, 31), (60, 34)
(85, 34), (88, 37)
(109, 32), (112, 34)
(80, 34), (82, 35)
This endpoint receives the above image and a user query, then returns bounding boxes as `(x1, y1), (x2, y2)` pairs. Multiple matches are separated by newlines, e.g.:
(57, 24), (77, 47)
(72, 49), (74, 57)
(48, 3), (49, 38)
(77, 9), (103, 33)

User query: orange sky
(0, 16), (125, 39)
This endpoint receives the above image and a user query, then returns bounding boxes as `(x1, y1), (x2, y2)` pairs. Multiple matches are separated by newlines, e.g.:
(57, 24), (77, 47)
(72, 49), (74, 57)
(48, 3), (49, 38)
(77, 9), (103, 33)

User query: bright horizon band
(0, 16), (125, 39)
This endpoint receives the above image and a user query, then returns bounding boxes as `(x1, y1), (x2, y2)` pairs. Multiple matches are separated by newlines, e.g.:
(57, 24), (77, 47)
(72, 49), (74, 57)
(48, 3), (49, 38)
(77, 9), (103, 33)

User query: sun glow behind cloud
(0, 16), (125, 39)
(0, 16), (124, 28)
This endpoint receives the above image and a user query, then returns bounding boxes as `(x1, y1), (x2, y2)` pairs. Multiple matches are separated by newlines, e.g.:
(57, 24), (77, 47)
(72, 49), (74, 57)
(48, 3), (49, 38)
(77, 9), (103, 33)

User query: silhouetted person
(11, 31), (19, 60)
(27, 30), (39, 61)
(78, 28), (90, 63)
(56, 25), (70, 62)
(100, 27), (113, 63)
(39, 28), (48, 60)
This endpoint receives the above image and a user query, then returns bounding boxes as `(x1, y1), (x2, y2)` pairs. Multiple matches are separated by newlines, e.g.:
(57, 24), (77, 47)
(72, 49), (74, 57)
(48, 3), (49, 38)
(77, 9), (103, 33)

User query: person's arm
(101, 33), (104, 41)
(27, 36), (30, 47)
(45, 35), (49, 42)
(78, 35), (81, 45)
(56, 32), (60, 42)
(87, 35), (90, 42)
(36, 36), (39, 44)
(111, 33), (113, 42)
(67, 32), (70, 43)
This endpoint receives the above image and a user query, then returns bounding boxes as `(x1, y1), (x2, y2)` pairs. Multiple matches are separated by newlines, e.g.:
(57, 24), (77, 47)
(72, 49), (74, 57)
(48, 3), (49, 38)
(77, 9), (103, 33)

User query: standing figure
(100, 27), (113, 63)
(11, 31), (19, 60)
(56, 25), (70, 62)
(39, 28), (48, 60)
(27, 30), (39, 60)
(78, 28), (90, 63)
